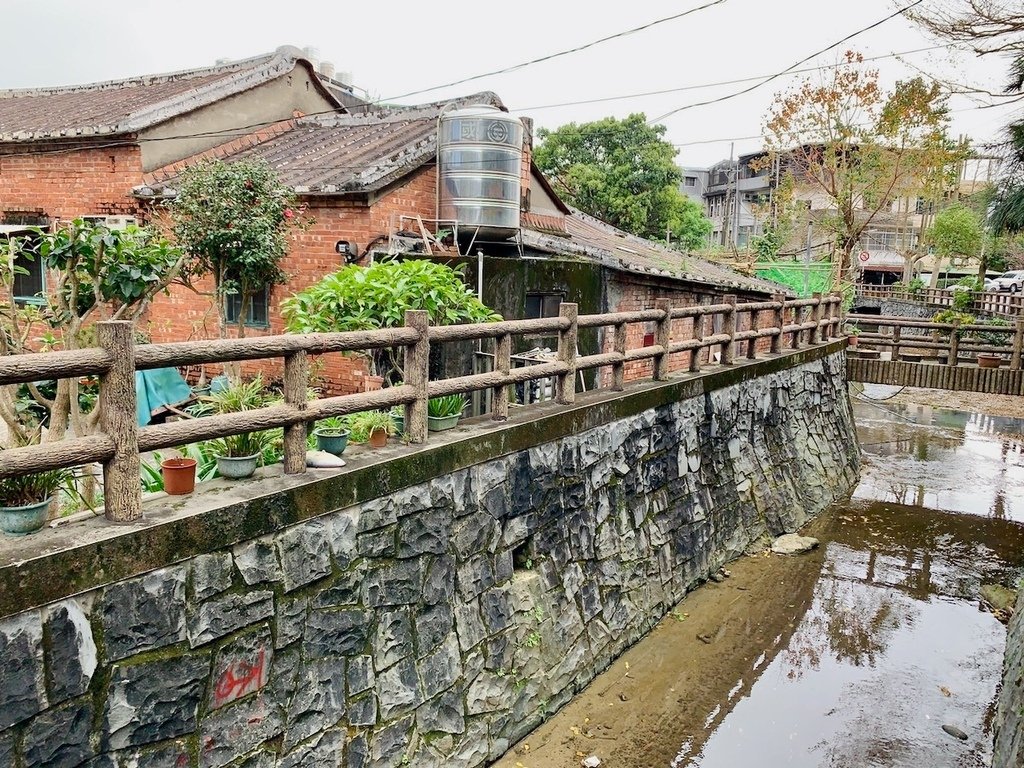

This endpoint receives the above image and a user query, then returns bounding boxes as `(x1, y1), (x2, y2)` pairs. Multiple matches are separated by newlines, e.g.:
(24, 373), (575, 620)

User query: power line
(650, 0), (927, 124)
(379, 0), (728, 103)
(518, 44), (948, 112)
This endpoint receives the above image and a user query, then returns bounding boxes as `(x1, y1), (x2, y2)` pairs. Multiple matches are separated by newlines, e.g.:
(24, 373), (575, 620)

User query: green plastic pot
(315, 429), (350, 455)
(0, 497), (50, 536)
(427, 414), (460, 432)
(216, 453), (260, 479)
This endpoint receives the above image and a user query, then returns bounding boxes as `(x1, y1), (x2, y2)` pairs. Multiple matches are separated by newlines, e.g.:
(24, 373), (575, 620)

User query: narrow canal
(495, 390), (1024, 768)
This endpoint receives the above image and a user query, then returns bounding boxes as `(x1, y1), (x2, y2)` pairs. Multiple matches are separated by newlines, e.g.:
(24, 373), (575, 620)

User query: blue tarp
(135, 367), (193, 426)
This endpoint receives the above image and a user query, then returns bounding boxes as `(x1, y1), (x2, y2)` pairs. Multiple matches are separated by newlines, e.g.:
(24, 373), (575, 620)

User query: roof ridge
(0, 52), (280, 99)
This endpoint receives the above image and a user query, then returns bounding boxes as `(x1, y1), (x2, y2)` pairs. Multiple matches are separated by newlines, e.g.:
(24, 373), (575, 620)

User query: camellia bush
(282, 258), (500, 379)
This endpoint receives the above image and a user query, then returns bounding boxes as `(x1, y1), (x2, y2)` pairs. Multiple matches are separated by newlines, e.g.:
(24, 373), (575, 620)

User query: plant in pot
(349, 410), (396, 449)
(313, 416), (350, 455)
(844, 325), (861, 347)
(427, 394), (467, 432)
(0, 467), (70, 536)
(190, 376), (278, 480)
(160, 455), (199, 495)
(209, 431), (275, 480)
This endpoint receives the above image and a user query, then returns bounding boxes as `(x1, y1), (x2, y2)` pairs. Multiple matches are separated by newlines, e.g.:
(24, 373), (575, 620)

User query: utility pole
(724, 142), (734, 248)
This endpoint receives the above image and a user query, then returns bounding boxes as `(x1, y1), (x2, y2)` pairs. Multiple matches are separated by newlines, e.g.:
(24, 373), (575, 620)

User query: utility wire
(379, 0), (728, 102)
(649, 0), (927, 124)
(518, 44), (947, 112)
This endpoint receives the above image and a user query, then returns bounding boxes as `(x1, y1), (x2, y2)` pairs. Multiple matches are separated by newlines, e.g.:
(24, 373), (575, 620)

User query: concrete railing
(848, 313), (1024, 366)
(0, 292), (842, 524)
(855, 285), (1024, 318)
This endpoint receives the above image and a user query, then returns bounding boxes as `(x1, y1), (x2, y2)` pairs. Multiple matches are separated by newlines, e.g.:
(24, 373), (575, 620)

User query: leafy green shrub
(283, 259), (500, 332)
(908, 277), (926, 296)
(973, 317), (1012, 347)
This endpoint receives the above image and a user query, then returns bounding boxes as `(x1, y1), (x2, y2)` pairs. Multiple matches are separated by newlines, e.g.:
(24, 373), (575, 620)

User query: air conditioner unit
(80, 215), (137, 231)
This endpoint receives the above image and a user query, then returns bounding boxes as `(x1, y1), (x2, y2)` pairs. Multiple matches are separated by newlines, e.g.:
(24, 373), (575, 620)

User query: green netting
(755, 261), (834, 297)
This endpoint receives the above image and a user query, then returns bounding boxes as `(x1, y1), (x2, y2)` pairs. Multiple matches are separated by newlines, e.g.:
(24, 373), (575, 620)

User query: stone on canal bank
(770, 534), (820, 555)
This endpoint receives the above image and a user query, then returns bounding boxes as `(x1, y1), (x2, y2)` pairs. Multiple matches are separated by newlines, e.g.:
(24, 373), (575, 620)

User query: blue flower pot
(0, 497), (50, 536)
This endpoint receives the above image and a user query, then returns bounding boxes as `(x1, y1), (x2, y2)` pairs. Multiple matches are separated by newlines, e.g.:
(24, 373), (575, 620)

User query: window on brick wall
(3, 213), (48, 305)
(525, 292), (564, 319)
(224, 282), (271, 327)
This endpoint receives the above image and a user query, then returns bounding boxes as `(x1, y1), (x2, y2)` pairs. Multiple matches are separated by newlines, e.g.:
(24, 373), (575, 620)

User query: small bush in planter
(0, 468), (71, 536)
(348, 410), (396, 448)
(313, 416), (350, 455)
(209, 431), (277, 479)
(427, 394), (467, 431)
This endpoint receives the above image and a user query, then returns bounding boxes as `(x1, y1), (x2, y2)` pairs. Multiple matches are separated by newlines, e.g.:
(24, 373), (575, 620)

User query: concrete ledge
(0, 341), (843, 619)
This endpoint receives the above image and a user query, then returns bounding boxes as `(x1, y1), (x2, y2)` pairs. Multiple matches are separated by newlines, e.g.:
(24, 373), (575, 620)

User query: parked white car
(990, 271), (1024, 292)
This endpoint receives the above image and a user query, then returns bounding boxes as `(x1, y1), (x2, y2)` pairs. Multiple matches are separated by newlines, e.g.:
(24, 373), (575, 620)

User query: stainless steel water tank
(438, 105), (523, 240)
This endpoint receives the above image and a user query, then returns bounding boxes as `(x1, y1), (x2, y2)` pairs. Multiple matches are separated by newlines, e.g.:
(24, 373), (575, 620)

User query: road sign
(858, 251), (870, 263)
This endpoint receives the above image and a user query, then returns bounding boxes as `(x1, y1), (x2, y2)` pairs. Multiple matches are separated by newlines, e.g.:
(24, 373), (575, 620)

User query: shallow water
(685, 397), (1024, 767)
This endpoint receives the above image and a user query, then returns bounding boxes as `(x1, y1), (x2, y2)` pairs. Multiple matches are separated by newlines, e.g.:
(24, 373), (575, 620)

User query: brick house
(0, 50), (785, 394)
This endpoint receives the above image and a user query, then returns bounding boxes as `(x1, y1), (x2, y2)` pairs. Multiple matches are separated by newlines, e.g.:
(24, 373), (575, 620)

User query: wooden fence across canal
(0, 293), (842, 525)
(846, 313), (1024, 396)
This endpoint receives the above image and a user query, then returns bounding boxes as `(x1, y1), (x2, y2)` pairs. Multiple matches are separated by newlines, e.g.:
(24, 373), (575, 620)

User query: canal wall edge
(0, 345), (859, 767)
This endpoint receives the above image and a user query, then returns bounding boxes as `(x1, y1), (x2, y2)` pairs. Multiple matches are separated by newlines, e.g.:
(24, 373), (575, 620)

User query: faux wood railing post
(492, 334), (510, 420)
(892, 325), (902, 362)
(654, 298), (672, 381)
(613, 322), (627, 389)
(404, 310), (430, 443)
(283, 351), (308, 474)
(832, 291), (843, 338)
(722, 294), (737, 365)
(97, 321), (141, 523)
(811, 292), (823, 344)
(689, 313), (704, 372)
(949, 320), (960, 367)
(771, 293), (784, 354)
(1012, 319), (1024, 370)
(556, 303), (578, 404)
(747, 308), (758, 360)
(791, 302), (802, 350)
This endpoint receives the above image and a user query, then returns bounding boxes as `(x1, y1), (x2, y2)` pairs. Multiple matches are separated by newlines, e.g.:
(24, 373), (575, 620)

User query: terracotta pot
(368, 427), (389, 449)
(847, 335), (859, 347)
(161, 457), (197, 495)
(977, 353), (1002, 369)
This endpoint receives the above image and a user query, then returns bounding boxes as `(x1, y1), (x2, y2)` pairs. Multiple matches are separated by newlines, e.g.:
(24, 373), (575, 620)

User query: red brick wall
(600, 276), (776, 385)
(0, 145), (145, 222)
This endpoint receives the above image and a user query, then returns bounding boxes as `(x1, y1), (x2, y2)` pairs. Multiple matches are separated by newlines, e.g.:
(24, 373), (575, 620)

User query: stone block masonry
(993, 591), (1024, 768)
(0, 344), (859, 767)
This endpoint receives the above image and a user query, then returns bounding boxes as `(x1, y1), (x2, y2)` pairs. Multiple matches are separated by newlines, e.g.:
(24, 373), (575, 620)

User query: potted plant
(844, 325), (861, 348)
(190, 376), (279, 480)
(210, 431), (274, 479)
(427, 394), (467, 432)
(977, 353), (1003, 369)
(349, 410), (396, 449)
(0, 468), (69, 536)
(313, 416), (350, 455)
(160, 456), (198, 495)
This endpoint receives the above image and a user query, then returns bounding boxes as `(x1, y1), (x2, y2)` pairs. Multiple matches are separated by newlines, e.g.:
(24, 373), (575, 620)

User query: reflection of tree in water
(781, 558), (919, 678)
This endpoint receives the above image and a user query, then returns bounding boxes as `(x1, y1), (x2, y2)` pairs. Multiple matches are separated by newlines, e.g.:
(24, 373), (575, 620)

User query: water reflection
(853, 398), (1024, 521)
(686, 399), (1024, 768)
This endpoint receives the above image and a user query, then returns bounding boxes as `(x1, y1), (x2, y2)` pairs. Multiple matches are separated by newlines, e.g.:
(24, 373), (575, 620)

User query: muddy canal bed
(494, 395), (1024, 768)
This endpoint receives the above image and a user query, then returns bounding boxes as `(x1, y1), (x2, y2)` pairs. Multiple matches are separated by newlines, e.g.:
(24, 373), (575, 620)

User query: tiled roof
(523, 209), (790, 296)
(0, 46), (340, 142)
(142, 92), (506, 196)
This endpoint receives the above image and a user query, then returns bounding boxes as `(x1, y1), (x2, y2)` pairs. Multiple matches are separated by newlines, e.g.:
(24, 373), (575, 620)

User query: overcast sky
(1, 0), (1018, 167)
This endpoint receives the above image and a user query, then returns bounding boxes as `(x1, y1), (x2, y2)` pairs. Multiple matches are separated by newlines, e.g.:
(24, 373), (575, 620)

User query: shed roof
(523, 209), (789, 296)
(0, 46), (342, 142)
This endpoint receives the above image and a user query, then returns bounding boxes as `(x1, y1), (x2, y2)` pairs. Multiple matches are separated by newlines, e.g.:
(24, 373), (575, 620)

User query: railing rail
(0, 293), (842, 525)
(847, 313), (1024, 369)
(855, 285), (1024, 318)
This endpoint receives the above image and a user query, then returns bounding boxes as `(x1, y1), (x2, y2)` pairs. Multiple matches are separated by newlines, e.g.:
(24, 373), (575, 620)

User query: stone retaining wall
(994, 591), (1024, 768)
(0, 346), (859, 768)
